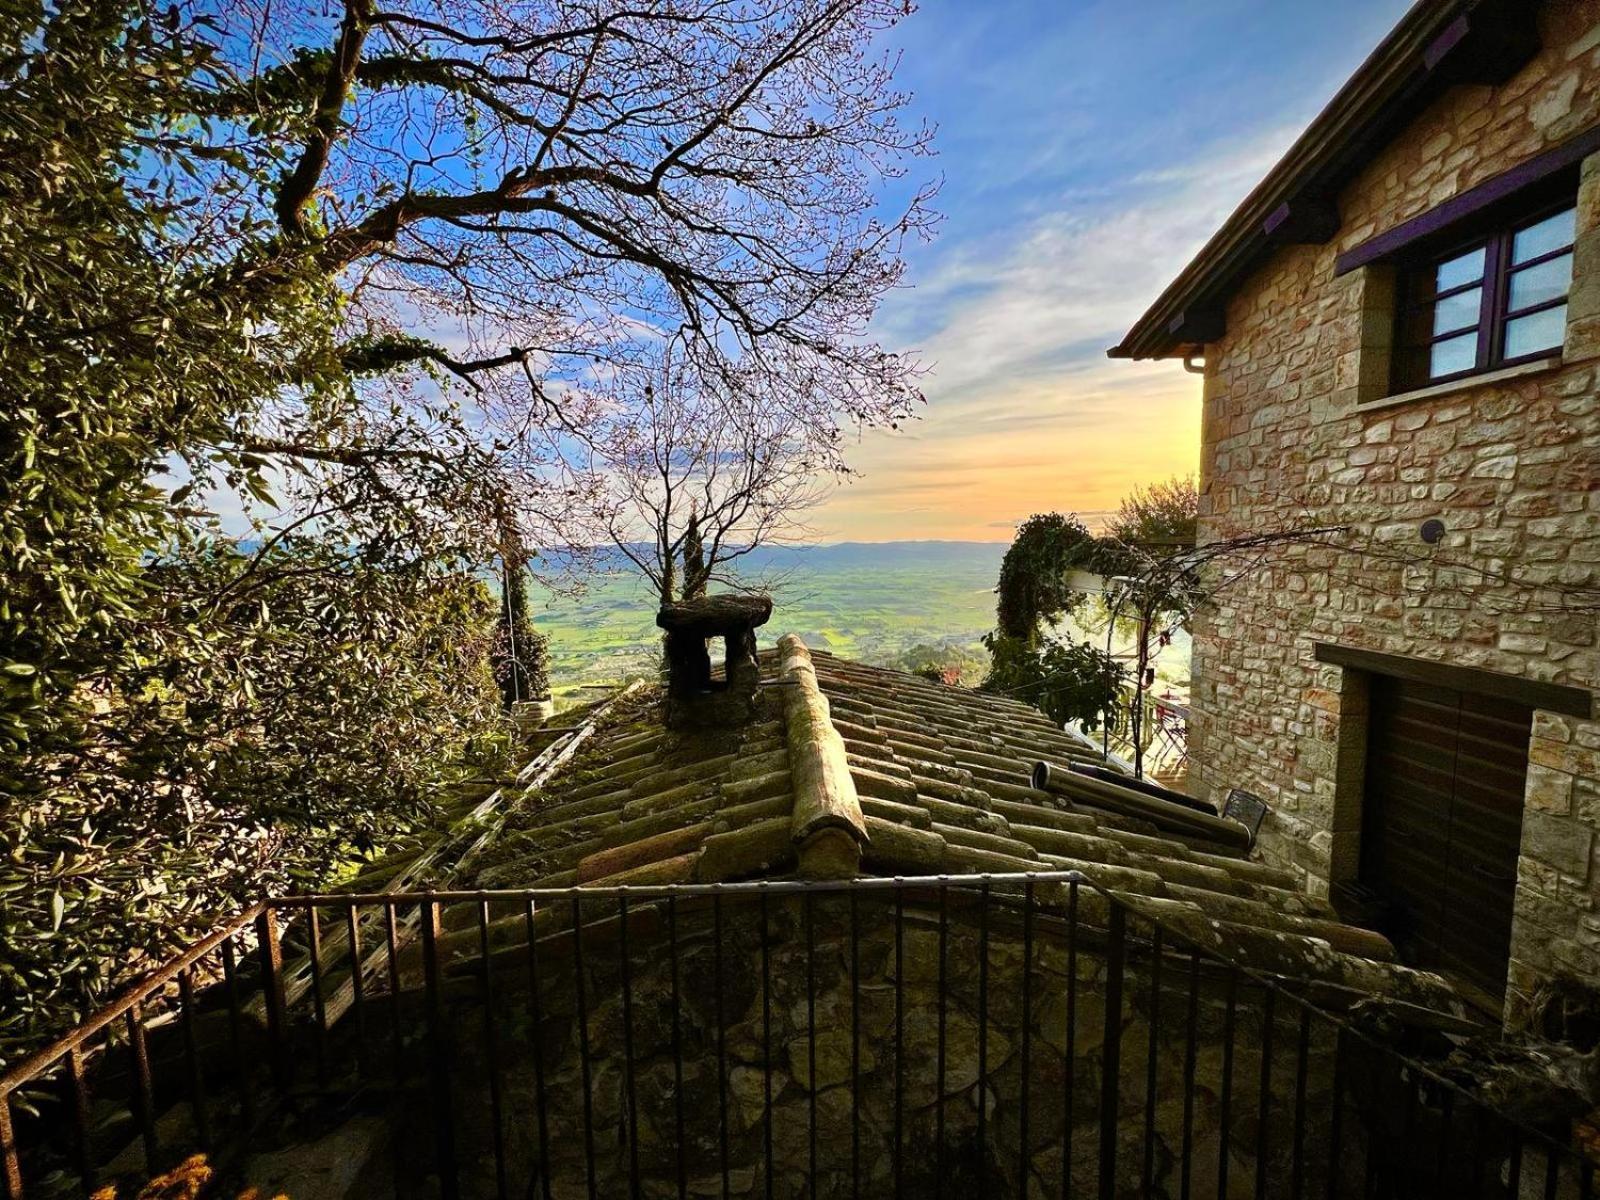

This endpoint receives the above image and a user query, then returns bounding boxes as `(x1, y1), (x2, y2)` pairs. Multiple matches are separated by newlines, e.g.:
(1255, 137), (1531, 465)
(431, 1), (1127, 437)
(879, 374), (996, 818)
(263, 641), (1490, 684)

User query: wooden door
(1360, 675), (1530, 1002)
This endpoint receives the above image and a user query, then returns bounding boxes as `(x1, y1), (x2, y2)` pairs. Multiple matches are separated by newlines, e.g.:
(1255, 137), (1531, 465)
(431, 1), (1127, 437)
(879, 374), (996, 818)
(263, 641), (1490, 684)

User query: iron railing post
(306, 906), (328, 1086)
(1142, 928), (1162, 1195)
(220, 936), (254, 1127)
(479, 900), (508, 1200)
(255, 907), (290, 1092)
(0, 1090), (21, 1200)
(178, 969), (210, 1148)
(1218, 966), (1238, 1200)
(420, 897), (459, 1200)
(66, 1047), (93, 1192)
(1098, 905), (1125, 1200)
(619, 894), (640, 1200)
(763, 888), (777, 1199)
(849, 887), (861, 1198)
(666, 893), (687, 1200)
(892, 885), (905, 1200)
(1291, 1007), (1311, 1198)
(524, 899), (553, 1200)
(1063, 879), (1080, 1200)
(344, 904), (368, 1079)
(1255, 988), (1275, 1197)
(127, 1006), (157, 1171)
(1018, 881), (1034, 1194)
(976, 879), (991, 1199)
(1181, 948), (1201, 1200)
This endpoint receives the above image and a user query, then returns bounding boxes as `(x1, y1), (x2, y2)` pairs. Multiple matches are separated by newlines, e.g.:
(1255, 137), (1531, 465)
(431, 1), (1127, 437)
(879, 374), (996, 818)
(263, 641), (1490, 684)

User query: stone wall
(1514, 712), (1600, 1025)
(1187, 1), (1600, 1022)
(388, 893), (1365, 1200)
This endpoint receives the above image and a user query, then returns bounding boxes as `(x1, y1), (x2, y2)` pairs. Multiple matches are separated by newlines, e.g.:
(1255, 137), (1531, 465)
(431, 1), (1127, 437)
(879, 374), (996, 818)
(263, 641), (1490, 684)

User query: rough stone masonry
(1185, 1), (1600, 1026)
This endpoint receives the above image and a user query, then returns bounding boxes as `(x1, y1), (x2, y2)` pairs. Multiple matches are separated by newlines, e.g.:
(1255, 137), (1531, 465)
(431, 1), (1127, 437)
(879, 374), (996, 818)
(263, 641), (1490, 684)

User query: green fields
(530, 541), (1008, 697)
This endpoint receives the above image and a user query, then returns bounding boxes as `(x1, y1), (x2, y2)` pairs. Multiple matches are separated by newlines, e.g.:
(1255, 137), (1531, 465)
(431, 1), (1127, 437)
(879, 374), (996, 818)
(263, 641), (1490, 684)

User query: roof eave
(1109, 0), (1543, 362)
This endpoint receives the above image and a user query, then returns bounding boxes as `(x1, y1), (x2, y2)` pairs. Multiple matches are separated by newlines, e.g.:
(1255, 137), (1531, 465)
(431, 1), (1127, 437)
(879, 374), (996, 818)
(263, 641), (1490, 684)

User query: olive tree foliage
(0, 0), (505, 1052)
(1, 0), (931, 1058)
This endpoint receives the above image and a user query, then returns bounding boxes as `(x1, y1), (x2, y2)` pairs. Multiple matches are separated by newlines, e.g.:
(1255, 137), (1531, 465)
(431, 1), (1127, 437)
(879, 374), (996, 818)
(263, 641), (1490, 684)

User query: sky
(813, 0), (1414, 543)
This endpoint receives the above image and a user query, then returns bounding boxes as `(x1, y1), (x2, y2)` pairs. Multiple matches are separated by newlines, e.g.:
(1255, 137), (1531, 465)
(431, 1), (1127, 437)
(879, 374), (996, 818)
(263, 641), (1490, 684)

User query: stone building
(1111, 0), (1600, 1024)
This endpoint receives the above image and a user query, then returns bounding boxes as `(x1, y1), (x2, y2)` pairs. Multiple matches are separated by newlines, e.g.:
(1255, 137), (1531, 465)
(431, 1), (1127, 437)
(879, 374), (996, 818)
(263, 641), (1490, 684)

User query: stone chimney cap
(656, 594), (773, 635)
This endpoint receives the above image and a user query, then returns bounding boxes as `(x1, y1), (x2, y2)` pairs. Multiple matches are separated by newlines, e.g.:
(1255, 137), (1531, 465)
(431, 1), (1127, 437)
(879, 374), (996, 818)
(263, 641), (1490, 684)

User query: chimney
(655, 594), (773, 729)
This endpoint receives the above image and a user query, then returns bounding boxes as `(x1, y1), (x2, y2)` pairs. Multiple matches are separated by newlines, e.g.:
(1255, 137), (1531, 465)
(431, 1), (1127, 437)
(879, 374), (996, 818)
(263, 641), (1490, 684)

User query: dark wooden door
(1360, 675), (1530, 1002)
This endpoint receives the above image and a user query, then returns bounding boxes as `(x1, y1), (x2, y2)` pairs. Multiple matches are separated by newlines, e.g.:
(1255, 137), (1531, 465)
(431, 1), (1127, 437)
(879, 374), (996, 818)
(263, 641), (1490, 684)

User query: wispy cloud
(819, 128), (1295, 541)
(812, 0), (1413, 542)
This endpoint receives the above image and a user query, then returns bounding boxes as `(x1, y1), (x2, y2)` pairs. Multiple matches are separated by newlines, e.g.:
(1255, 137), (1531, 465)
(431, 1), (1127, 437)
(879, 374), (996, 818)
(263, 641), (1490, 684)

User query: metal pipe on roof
(1031, 761), (1252, 852)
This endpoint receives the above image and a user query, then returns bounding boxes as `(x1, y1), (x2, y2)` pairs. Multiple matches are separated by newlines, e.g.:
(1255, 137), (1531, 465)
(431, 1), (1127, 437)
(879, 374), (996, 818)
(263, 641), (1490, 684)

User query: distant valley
(529, 541), (1009, 698)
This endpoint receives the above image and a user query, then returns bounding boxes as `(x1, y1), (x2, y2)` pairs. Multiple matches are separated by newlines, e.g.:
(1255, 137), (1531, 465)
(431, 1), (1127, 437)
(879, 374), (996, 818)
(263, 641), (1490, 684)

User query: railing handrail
(0, 875), (1089, 1099)
(262, 873), (1590, 1172)
(264, 870), (1093, 907)
(0, 901), (267, 1097)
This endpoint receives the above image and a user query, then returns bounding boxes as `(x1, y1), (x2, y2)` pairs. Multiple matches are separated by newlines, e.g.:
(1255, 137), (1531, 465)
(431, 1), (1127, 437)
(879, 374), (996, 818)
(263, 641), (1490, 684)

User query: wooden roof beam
(1424, 3), (1540, 87)
(1165, 306), (1226, 346)
(1263, 196), (1341, 245)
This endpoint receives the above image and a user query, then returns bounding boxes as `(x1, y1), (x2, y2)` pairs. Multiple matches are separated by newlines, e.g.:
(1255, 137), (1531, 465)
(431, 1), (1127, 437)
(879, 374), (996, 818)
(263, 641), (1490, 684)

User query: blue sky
(817, 0), (1414, 541)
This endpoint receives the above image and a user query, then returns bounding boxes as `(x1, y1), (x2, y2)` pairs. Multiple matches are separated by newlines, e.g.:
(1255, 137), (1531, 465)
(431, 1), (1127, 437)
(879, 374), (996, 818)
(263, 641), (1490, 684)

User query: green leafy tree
(981, 513), (1127, 729)
(1, 0), (932, 1059)
(993, 514), (1101, 642)
(1101, 477), (1200, 772)
(1107, 475), (1199, 548)
(0, 5), (510, 1058)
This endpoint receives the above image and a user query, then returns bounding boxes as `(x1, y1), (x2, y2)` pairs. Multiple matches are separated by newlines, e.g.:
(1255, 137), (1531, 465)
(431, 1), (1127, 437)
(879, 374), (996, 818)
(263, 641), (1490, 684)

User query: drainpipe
(1182, 352), (1206, 375)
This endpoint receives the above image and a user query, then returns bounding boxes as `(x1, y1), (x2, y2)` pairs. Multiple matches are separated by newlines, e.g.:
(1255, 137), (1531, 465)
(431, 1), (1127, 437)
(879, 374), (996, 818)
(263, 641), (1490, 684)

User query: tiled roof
(448, 636), (1463, 1017)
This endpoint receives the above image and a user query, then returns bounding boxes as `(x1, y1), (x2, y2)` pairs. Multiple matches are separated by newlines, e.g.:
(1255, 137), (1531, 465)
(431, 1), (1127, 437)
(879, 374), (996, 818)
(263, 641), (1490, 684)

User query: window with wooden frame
(1391, 201), (1576, 394)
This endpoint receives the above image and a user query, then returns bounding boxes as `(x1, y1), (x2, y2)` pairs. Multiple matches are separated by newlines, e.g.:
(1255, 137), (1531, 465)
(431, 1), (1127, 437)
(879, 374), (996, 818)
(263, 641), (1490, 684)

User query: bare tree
(586, 349), (828, 604)
(169, 0), (936, 560)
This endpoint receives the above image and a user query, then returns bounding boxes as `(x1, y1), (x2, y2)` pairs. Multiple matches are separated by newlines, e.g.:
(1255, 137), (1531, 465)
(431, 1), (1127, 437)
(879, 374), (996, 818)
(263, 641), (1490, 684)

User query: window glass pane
(1502, 305), (1566, 359)
(1507, 253), (1572, 314)
(1432, 287), (1482, 336)
(1430, 331), (1478, 378)
(1512, 207), (1576, 264)
(1435, 245), (1486, 293)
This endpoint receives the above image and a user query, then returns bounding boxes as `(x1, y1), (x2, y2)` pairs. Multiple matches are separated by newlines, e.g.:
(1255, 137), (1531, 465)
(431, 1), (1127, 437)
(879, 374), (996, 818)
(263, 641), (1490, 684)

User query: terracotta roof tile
(446, 634), (1463, 1016)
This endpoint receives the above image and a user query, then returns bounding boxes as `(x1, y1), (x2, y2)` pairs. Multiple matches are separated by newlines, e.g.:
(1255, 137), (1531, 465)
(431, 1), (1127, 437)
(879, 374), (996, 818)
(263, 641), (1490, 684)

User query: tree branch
(276, 0), (374, 235)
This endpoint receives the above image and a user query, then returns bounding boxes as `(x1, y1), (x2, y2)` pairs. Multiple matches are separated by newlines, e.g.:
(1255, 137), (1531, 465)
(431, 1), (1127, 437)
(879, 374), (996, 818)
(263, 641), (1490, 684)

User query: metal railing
(2, 873), (1594, 1199)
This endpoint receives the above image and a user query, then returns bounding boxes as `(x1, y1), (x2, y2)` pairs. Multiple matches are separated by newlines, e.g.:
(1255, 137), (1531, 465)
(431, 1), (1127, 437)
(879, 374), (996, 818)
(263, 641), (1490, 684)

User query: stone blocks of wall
(1508, 712), (1600, 1026)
